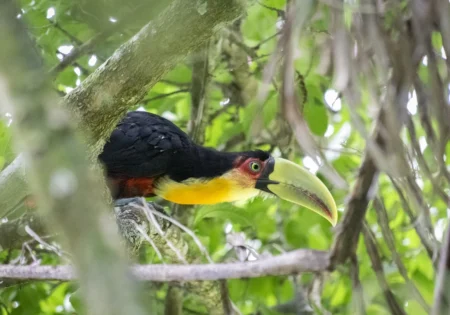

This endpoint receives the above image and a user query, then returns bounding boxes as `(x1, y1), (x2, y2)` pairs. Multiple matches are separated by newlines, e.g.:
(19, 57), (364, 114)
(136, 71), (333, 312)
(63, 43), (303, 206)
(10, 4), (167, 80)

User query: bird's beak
(256, 157), (338, 226)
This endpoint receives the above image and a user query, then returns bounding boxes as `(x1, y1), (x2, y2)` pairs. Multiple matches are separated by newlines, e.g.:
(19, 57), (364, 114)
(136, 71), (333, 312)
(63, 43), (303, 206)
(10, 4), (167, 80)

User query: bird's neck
(164, 145), (238, 182)
(155, 146), (259, 204)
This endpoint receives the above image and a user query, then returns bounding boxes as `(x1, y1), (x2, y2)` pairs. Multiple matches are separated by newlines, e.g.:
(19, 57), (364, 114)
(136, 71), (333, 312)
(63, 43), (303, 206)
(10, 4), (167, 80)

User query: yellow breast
(154, 174), (259, 205)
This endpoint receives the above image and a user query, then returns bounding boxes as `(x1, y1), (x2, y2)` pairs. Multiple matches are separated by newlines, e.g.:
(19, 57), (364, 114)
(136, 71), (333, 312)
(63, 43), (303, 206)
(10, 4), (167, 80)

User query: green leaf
(284, 216), (308, 248)
(404, 300), (428, 315)
(263, 91), (278, 126)
(69, 290), (84, 314)
(39, 282), (70, 313)
(241, 4), (278, 45)
(303, 98), (328, 136)
(307, 224), (331, 249)
(247, 277), (277, 303)
(163, 64), (192, 84)
(0, 119), (13, 170)
(366, 303), (391, 315)
(194, 203), (252, 226)
(329, 278), (350, 307)
(240, 101), (258, 134)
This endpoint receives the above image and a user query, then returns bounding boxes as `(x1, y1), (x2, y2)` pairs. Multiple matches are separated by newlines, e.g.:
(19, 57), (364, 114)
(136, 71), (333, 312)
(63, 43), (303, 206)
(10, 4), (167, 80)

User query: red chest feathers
(109, 178), (155, 198)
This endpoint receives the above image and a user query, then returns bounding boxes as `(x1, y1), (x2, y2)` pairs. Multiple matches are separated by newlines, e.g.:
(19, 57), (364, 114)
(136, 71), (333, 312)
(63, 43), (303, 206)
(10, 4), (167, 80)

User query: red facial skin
(234, 157), (268, 180)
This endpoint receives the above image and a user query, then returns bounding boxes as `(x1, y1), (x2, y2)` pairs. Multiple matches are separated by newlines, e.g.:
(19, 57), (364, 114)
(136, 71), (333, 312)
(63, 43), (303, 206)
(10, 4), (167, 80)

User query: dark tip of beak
(255, 156), (278, 193)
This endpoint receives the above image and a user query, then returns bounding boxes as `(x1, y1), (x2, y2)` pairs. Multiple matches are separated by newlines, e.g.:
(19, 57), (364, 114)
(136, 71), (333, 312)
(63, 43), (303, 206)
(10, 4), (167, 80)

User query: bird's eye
(249, 161), (261, 173)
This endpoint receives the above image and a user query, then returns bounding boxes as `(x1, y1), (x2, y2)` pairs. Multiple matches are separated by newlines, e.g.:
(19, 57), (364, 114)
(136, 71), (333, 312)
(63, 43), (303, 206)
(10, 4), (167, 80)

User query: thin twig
(148, 208), (214, 264)
(390, 178), (437, 264)
(140, 199), (188, 264)
(432, 225), (450, 314)
(133, 221), (165, 262)
(373, 198), (430, 312)
(50, 20), (83, 45)
(362, 223), (406, 315)
(349, 255), (365, 315)
(406, 116), (450, 205)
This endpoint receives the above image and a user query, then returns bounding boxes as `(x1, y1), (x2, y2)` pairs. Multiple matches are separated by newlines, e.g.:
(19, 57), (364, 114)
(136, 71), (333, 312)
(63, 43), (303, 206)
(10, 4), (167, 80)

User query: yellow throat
(154, 170), (259, 205)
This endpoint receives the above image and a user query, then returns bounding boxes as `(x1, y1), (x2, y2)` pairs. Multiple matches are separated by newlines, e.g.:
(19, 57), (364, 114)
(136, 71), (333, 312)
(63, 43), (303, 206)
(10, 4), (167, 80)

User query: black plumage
(99, 111), (270, 185)
(99, 111), (338, 224)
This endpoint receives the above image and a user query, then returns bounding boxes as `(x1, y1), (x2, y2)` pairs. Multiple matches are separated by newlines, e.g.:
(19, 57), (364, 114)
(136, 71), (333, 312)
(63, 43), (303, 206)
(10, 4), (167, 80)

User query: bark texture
(68, 0), (246, 157)
(0, 0), (246, 219)
(0, 1), (146, 314)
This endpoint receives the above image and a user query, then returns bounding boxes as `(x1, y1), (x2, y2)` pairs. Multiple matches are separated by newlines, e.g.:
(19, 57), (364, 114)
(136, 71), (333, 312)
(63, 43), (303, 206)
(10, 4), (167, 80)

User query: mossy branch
(0, 0), (246, 219)
(0, 0), (146, 314)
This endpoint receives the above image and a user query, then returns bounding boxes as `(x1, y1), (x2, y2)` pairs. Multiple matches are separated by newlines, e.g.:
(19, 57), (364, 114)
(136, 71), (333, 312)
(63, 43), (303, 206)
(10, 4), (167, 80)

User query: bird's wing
(99, 111), (193, 178)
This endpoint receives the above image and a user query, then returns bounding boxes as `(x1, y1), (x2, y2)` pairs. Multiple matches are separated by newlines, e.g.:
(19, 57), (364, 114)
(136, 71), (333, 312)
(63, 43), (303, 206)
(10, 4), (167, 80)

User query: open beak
(256, 157), (338, 226)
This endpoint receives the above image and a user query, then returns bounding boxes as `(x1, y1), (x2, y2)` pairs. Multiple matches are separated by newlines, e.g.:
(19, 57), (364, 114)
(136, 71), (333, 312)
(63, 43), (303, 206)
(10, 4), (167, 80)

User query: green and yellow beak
(256, 157), (338, 226)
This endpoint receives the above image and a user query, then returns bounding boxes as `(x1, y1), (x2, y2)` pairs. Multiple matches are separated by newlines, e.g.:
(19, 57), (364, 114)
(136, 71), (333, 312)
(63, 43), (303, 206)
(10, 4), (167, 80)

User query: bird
(99, 111), (338, 226)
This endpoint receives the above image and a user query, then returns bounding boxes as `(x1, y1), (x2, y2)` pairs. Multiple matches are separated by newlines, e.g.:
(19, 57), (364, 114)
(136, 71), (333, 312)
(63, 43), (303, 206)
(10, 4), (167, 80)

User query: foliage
(0, 0), (448, 314)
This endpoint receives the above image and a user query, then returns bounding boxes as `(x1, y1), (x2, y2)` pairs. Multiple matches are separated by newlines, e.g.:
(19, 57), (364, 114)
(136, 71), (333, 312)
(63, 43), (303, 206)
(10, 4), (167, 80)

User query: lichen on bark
(0, 0), (247, 218)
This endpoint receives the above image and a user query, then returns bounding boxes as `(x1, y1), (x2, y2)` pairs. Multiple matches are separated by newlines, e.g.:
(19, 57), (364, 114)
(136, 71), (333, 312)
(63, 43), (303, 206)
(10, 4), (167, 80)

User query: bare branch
(330, 146), (379, 266)
(0, 249), (329, 282)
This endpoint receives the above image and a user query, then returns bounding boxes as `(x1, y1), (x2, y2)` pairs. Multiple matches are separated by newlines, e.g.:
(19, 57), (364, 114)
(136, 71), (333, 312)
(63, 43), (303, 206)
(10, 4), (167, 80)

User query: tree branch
(115, 198), (234, 315)
(0, 0), (246, 219)
(0, 1), (146, 314)
(329, 141), (379, 266)
(1, 197), (238, 314)
(0, 249), (329, 282)
(66, 0), (246, 156)
(48, 1), (172, 76)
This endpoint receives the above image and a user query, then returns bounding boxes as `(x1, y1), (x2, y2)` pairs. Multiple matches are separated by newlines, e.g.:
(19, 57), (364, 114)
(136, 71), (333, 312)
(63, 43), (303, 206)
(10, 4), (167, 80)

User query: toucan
(99, 111), (338, 226)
